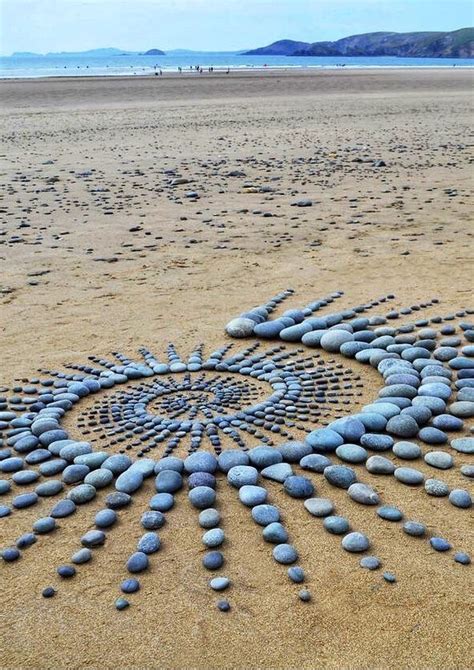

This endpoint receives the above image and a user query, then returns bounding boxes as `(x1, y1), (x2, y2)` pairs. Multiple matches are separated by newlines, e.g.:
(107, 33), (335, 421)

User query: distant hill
(142, 49), (166, 56)
(244, 28), (474, 58)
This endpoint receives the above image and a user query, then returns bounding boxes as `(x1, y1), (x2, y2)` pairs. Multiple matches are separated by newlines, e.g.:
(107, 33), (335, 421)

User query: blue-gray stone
(2, 547), (21, 562)
(261, 462), (293, 482)
(386, 415), (419, 438)
(360, 556), (381, 570)
(239, 485), (267, 507)
(272, 543), (298, 564)
(62, 464), (89, 484)
(101, 454), (132, 475)
(184, 452), (217, 474)
(377, 505), (403, 521)
(227, 465), (259, 488)
(126, 551), (149, 573)
(84, 468), (114, 488)
(188, 486), (216, 509)
(341, 532), (370, 552)
(16, 532), (37, 549)
(366, 455), (395, 475)
(95, 508), (117, 528)
(418, 427), (448, 444)
(300, 453), (332, 472)
(155, 469), (182, 493)
(81, 529), (106, 547)
(448, 489), (472, 508)
(115, 469), (144, 494)
(198, 508), (220, 528)
(449, 401), (474, 417)
(403, 521), (426, 537)
(425, 479), (450, 496)
(432, 414), (464, 431)
(305, 428), (343, 453)
(304, 497), (334, 517)
(202, 551), (224, 570)
(424, 451), (453, 469)
(395, 467), (424, 485)
(454, 552), (471, 565)
(217, 450), (249, 473)
(288, 566), (305, 583)
(323, 515), (350, 534)
(141, 510), (165, 529)
(451, 438), (474, 454)
(149, 492), (174, 512)
(202, 528), (225, 548)
(39, 458), (67, 476)
(263, 522), (289, 543)
(209, 577), (230, 591)
(13, 492), (38, 509)
(59, 442), (92, 461)
(13, 470), (39, 485)
(137, 532), (161, 554)
(336, 444), (368, 464)
(106, 492), (132, 508)
(392, 441), (421, 459)
(248, 446), (282, 468)
(324, 465), (357, 489)
(33, 516), (56, 533)
(430, 537), (451, 552)
(320, 329), (354, 352)
(284, 475), (314, 499)
(121, 578), (140, 593)
(360, 433), (394, 451)
(154, 456), (184, 473)
(188, 472), (216, 489)
(35, 480), (64, 496)
(67, 483), (97, 504)
(354, 412), (387, 432)
(329, 418), (366, 442)
(72, 548), (92, 564)
(0, 457), (24, 472)
(348, 483), (380, 505)
(251, 504), (280, 525)
(277, 440), (312, 462)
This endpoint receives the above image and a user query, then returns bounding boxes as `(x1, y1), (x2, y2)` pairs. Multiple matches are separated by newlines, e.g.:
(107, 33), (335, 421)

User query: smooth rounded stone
(59, 442), (92, 462)
(385, 415), (419, 438)
(449, 357), (474, 370)
(57, 564), (77, 579)
(154, 456), (184, 473)
(355, 412), (388, 432)
(251, 504), (280, 526)
(101, 454), (132, 475)
(50, 498), (76, 518)
(202, 528), (225, 548)
(209, 577), (230, 591)
(454, 552), (471, 565)
(217, 450), (249, 473)
(95, 508), (117, 528)
(39, 430), (69, 447)
(263, 522), (289, 543)
(288, 566), (305, 583)
(461, 464), (474, 478)
(84, 468), (114, 489)
(449, 401), (474, 417)
(304, 497), (334, 517)
(42, 586), (56, 599)
(401, 405), (432, 426)
(67, 483), (97, 504)
(12, 435), (39, 453)
(281, 322), (314, 342)
(260, 462), (293, 483)
(336, 444), (368, 464)
(366, 455), (395, 475)
(360, 556), (381, 570)
(362, 402), (400, 419)
(432, 414), (464, 431)
(298, 588), (311, 602)
(418, 383), (452, 401)
(284, 475), (314, 499)
(0, 504), (11, 517)
(33, 516), (56, 534)
(226, 317), (255, 338)
(276, 440), (312, 463)
(451, 438), (474, 454)
(0, 479), (11, 494)
(272, 543), (298, 564)
(115, 597), (129, 611)
(360, 433), (394, 452)
(0, 457), (24, 473)
(412, 396), (446, 415)
(62, 464), (90, 484)
(320, 329), (354, 352)
(2, 547), (21, 562)
(104, 493), (131, 511)
(448, 489), (472, 509)
(155, 469), (183, 494)
(299, 454), (332, 474)
(394, 467), (424, 485)
(25, 448), (52, 465)
(238, 485), (267, 507)
(217, 599), (231, 612)
(149, 492), (174, 512)
(141, 510), (165, 530)
(16, 532), (37, 549)
(187, 485), (215, 509)
(425, 478), (450, 497)
(324, 465), (357, 489)
(81, 529), (106, 548)
(458, 387), (474, 402)
(379, 384), (417, 401)
(202, 550), (224, 570)
(184, 452), (217, 474)
(13, 470), (39, 485)
(382, 571), (397, 583)
(248, 446), (282, 469)
(114, 469), (143, 494)
(39, 458), (68, 476)
(13, 492), (38, 509)
(305, 428), (343, 454)
(227, 465), (259, 488)
(392, 441), (421, 460)
(198, 508), (221, 529)
(418, 427), (448, 445)
(341, 532), (370, 553)
(348, 483), (380, 505)
(403, 521), (426, 537)
(424, 451), (453, 470)
(121, 578), (140, 594)
(330, 418), (366, 442)
(138, 532), (161, 554)
(71, 548), (92, 564)
(377, 505), (403, 522)
(34, 477), (61, 495)
(323, 515), (350, 534)
(126, 551), (149, 573)
(430, 537), (451, 552)
(74, 452), (108, 469)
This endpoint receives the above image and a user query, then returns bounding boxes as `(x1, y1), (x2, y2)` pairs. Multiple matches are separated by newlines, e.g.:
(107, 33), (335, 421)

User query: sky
(0, 0), (473, 55)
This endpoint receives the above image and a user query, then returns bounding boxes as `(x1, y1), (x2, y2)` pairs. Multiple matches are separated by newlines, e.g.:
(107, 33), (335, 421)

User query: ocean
(0, 52), (472, 78)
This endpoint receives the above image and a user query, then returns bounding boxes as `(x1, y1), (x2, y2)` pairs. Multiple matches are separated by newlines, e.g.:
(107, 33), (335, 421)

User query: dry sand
(0, 69), (473, 669)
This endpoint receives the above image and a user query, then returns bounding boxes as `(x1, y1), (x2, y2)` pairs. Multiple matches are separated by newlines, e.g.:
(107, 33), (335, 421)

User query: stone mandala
(0, 289), (472, 611)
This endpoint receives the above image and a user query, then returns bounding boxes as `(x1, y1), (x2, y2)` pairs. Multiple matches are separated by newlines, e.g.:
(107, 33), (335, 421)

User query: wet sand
(0, 69), (473, 669)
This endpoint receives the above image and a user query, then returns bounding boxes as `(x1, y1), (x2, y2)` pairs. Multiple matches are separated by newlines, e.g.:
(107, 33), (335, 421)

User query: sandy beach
(0, 68), (473, 669)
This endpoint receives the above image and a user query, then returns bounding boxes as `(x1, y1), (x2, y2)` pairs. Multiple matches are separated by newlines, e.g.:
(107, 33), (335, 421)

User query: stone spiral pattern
(0, 289), (472, 612)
